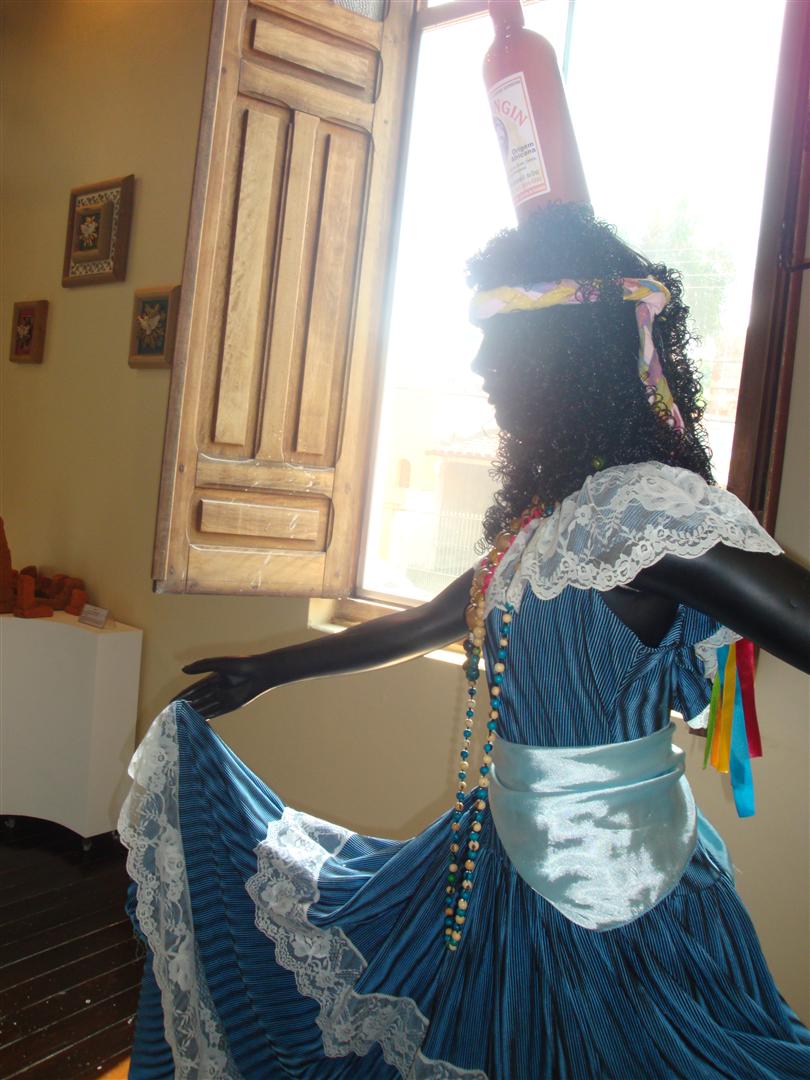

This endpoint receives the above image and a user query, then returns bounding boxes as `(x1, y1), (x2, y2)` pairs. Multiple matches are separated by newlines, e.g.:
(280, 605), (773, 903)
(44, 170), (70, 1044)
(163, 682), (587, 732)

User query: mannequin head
(467, 203), (714, 543)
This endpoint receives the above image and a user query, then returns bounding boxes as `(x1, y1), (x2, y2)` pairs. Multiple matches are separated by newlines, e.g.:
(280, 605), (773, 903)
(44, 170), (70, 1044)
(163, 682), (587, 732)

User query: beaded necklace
(444, 498), (554, 951)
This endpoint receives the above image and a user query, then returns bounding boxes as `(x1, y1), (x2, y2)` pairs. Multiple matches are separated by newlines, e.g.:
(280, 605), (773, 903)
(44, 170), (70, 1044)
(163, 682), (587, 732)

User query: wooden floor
(0, 817), (143, 1079)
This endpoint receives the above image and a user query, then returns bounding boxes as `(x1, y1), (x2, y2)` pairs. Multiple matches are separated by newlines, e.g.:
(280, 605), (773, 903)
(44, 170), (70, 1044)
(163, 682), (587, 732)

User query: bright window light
(360, 0), (785, 605)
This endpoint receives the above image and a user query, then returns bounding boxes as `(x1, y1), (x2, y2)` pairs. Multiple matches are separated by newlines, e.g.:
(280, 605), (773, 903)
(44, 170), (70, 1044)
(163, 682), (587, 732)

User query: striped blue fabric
(489, 588), (717, 747)
(128, 588), (810, 1079)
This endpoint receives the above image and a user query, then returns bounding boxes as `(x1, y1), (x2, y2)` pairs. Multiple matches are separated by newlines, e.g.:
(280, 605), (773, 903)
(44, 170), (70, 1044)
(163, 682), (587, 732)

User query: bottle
(483, 0), (589, 221)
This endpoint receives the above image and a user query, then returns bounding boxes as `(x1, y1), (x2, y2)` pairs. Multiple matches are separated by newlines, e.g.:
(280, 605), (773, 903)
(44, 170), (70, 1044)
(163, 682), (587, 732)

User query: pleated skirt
(123, 703), (810, 1079)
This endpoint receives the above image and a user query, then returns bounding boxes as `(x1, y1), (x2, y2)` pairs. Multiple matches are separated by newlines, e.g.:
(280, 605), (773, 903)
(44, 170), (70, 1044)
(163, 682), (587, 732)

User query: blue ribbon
(729, 666), (755, 818)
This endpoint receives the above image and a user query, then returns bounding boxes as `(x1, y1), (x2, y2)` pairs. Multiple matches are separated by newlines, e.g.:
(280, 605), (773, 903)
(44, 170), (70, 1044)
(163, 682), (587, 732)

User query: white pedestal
(0, 611), (142, 839)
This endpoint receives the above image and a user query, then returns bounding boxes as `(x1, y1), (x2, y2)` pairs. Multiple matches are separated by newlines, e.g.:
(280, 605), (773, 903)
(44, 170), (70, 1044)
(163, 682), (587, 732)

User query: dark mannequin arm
(179, 568), (474, 719)
(635, 547), (810, 674)
(180, 544), (810, 720)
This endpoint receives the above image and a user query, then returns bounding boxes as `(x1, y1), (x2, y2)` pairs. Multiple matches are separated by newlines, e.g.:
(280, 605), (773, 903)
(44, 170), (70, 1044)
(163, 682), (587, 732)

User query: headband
(469, 277), (685, 433)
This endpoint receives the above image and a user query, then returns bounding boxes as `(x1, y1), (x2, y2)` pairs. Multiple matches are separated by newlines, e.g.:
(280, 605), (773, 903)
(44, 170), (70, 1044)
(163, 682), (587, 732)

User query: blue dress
(123, 466), (810, 1079)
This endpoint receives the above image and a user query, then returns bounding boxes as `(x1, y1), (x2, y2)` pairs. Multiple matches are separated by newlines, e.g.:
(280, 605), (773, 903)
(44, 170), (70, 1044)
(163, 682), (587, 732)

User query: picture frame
(128, 285), (180, 369)
(62, 175), (134, 287)
(9, 300), (48, 364)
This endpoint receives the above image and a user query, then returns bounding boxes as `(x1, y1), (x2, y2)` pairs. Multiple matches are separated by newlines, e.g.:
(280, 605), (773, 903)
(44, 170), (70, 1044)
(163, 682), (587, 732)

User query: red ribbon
(735, 638), (762, 759)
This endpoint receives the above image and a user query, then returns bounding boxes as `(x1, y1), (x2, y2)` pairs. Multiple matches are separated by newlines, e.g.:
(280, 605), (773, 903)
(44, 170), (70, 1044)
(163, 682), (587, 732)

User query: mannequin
(127, 205), (810, 1079)
(180, 207), (809, 719)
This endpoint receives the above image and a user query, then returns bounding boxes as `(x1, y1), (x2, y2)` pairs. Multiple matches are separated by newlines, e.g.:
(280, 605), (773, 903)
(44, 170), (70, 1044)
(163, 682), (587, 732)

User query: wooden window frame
(726, 0), (810, 533)
(152, 0), (418, 597)
(153, 0), (806, 619)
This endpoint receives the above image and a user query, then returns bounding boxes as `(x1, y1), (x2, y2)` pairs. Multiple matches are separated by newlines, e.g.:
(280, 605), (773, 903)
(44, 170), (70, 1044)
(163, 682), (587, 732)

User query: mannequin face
(470, 328), (544, 438)
(470, 339), (496, 402)
(471, 340), (510, 430)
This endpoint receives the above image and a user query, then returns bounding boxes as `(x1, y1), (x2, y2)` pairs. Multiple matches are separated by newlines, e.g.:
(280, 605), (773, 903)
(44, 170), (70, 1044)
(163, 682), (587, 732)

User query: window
(152, 0), (414, 597)
(360, 0), (791, 604)
(153, 0), (808, 603)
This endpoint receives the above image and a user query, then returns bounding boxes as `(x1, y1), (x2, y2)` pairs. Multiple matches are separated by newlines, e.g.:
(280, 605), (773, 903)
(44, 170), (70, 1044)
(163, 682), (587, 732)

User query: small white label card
(78, 603), (109, 628)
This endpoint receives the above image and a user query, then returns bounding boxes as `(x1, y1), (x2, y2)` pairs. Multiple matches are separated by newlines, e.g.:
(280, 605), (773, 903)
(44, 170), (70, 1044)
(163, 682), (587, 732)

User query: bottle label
(487, 72), (550, 207)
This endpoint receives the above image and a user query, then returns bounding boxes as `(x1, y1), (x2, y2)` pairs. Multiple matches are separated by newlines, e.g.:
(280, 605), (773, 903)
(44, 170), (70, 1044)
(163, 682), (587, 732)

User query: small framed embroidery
(9, 300), (48, 364)
(62, 175), (134, 287)
(128, 285), (180, 369)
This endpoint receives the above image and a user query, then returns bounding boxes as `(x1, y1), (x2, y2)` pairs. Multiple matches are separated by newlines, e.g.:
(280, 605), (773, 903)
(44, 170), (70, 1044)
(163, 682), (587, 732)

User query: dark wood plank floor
(0, 817), (142, 1079)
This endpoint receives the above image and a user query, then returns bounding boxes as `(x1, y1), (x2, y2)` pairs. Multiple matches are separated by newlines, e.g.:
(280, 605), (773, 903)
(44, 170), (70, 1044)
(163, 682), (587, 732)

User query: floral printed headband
(469, 277), (684, 433)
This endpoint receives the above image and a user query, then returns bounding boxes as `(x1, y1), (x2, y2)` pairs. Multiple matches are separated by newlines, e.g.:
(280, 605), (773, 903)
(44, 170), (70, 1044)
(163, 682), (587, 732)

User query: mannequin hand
(172, 569), (473, 722)
(175, 656), (271, 720)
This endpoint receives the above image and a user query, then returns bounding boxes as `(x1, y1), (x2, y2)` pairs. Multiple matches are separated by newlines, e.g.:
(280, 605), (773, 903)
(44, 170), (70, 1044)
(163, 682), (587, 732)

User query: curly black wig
(466, 203), (714, 546)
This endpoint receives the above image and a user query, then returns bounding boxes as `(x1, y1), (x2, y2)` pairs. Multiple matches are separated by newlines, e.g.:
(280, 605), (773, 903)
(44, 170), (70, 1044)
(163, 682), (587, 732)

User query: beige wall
(1, 0), (807, 1022)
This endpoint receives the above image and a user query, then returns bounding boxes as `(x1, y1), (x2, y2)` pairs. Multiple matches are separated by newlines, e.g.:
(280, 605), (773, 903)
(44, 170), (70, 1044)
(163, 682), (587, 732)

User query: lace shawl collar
(484, 461), (782, 618)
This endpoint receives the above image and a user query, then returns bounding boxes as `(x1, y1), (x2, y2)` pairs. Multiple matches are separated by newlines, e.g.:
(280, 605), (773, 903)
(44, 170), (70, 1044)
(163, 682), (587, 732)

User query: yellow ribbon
(710, 642), (737, 773)
(469, 278), (671, 322)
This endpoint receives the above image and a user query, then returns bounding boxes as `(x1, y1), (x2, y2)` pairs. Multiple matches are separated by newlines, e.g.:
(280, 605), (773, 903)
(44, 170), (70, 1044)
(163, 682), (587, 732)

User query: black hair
(466, 202), (714, 545)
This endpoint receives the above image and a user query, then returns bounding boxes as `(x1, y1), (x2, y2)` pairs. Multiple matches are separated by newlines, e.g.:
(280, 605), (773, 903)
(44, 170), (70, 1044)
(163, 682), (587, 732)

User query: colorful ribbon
(469, 277), (685, 433)
(703, 639), (762, 818)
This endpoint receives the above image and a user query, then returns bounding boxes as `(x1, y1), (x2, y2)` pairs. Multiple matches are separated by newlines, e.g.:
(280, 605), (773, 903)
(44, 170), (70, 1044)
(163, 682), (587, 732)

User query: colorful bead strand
(444, 498), (553, 952)
(444, 606), (514, 951)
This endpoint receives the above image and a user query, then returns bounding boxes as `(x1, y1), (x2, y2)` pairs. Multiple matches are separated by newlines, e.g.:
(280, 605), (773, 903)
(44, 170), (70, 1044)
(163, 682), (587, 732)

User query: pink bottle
(483, 0), (589, 220)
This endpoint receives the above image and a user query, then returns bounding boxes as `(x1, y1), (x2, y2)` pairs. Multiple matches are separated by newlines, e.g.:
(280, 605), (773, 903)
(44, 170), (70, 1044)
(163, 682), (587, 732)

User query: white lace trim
(485, 462), (782, 616)
(247, 808), (487, 1079)
(686, 626), (745, 729)
(693, 625), (743, 683)
(118, 706), (242, 1080)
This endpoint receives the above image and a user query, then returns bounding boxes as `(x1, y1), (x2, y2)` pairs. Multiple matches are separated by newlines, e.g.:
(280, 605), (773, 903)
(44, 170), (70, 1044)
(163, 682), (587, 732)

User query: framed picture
(9, 300), (48, 364)
(62, 175), (134, 287)
(128, 285), (180, 368)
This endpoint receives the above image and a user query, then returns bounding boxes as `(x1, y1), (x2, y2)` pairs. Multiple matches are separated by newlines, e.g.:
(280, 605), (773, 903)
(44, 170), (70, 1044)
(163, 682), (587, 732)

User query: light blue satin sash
(489, 723), (697, 931)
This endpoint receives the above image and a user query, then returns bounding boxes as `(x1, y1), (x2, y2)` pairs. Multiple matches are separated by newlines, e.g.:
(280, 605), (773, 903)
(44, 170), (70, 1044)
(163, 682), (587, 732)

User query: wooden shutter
(153, 0), (415, 595)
